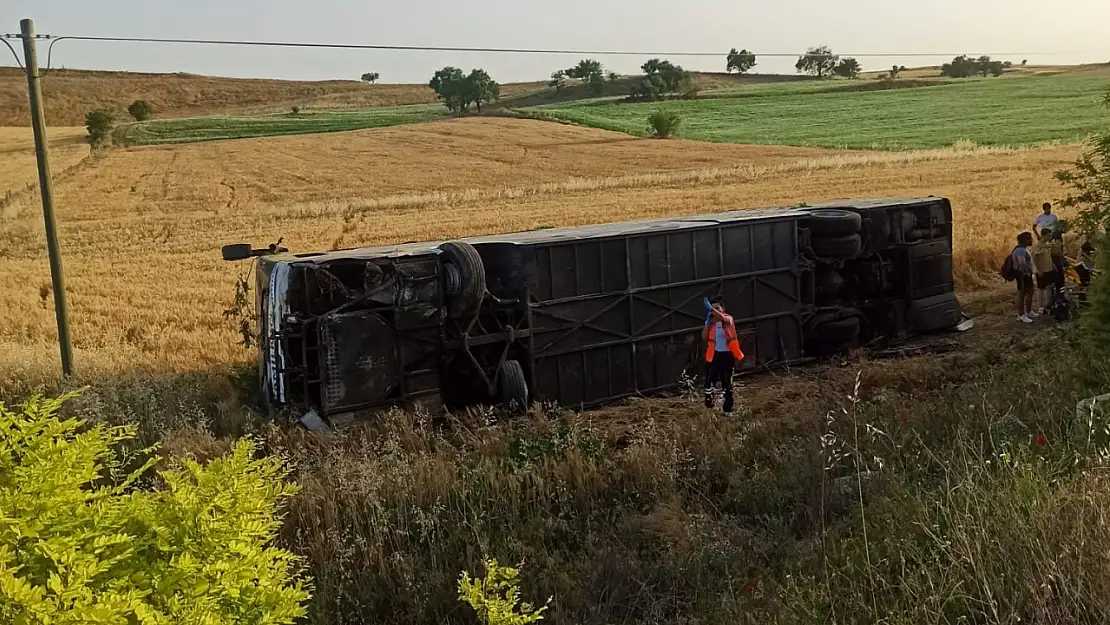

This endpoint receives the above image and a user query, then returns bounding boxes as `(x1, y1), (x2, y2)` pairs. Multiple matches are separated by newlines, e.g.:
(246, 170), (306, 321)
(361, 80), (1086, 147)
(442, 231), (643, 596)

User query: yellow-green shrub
(458, 558), (550, 625)
(0, 392), (310, 625)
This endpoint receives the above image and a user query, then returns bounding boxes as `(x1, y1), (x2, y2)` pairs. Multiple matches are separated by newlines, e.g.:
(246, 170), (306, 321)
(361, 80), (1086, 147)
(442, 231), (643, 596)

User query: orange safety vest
(705, 314), (745, 362)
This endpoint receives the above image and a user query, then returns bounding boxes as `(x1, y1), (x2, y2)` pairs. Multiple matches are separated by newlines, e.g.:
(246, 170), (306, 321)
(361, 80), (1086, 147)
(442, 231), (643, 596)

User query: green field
(116, 104), (446, 146)
(529, 74), (1110, 149)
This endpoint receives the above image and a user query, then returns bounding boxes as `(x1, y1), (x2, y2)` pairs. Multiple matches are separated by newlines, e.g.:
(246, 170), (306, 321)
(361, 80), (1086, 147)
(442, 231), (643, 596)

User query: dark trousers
(1077, 264), (1093, 287)
(704, 351), (735, 413)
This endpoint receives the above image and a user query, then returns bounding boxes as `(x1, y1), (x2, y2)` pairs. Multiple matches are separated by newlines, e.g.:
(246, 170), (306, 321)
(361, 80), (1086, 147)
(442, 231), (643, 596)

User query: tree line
(941, 55), (1013, 78)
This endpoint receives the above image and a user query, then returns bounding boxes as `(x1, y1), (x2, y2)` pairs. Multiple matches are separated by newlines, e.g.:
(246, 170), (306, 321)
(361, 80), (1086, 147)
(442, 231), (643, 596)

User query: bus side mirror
(222, 243), (253, 261)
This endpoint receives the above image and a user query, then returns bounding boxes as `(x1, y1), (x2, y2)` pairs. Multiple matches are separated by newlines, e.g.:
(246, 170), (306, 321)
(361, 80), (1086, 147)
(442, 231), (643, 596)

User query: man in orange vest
(702, 296), (745, 415)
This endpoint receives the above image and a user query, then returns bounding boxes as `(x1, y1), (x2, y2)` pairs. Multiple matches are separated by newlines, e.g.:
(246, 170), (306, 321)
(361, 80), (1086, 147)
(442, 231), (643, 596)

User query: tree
(629, 74), (666, 102)
(1022, 59), (1028, 66)
(833, 57), (861, 79)
(795, 46), (838, 78)
(127, 99), (154, 121)
(647, 110), (682, 138)
(941, 55), (977, 78)
(726, 48), (757, 74)
(430, 66), (468, 113)
(565, 58), (604, 82)
(975, 56), (993, 77)
(641, 59), (691, 93)
(464, 68), (500, 113)
(361, 72), (380, 83)
(565, 59), (606, 95)
(85, 108), (115, 149)
(607, 71), (620, 82)
(1055, 90), (1110, 237)
(1057, 90), (1110, 368)
(0, 392), (311, 624)
(549, 70), (567, 94)
(628, 60), (691, 102)
(1057, 92), (1110, 367)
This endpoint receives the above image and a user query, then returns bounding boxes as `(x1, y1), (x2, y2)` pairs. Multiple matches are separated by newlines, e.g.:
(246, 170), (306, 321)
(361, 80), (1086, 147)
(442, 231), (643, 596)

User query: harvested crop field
(0, 126), (89, 204)
(80, 117), (840, 203)
(0, 116), (1083, 393)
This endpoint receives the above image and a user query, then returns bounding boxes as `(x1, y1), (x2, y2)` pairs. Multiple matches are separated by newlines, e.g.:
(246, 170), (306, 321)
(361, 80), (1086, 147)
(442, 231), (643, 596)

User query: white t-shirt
(1035, 213), (1059, 232)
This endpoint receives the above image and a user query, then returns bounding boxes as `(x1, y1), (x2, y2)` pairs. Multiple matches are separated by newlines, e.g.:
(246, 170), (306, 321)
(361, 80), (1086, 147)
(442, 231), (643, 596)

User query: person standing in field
(1033, 202), (1060, 235)
(702, 296), (745, 416)
(1012, 231), (1036, 323)
(1032, 228), (1063, 314)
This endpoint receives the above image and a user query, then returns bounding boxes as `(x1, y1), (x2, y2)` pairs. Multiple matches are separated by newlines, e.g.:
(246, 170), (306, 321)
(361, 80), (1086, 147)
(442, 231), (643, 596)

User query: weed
(459, 558), (551, 624)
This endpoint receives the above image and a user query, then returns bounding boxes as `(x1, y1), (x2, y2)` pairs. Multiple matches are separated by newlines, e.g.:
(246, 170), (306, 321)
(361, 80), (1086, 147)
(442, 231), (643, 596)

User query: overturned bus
(223, 197), (963, 423)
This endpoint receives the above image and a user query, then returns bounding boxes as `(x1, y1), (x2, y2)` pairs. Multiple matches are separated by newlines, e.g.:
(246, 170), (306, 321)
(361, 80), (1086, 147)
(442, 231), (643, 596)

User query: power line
(1, 37), (23, 70)
(1, 33), (1062, 59)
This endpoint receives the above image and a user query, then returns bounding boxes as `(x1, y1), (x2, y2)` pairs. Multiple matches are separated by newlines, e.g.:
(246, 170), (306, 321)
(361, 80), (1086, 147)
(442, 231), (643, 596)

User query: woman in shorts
(1014, 232), (1036, 323)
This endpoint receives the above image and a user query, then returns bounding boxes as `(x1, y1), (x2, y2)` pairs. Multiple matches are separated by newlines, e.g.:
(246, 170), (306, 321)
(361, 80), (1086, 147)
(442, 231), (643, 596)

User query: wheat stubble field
(0, 115), (1081, 392)
(0, 126), (89, 200)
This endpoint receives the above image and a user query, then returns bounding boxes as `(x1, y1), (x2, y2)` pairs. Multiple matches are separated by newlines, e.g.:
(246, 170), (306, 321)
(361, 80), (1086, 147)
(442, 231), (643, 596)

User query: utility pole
(20, 18), (74, 377)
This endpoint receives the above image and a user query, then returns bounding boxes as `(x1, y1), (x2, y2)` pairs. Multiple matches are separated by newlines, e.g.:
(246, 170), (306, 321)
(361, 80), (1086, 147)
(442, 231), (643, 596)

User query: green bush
(647, 110), (681, 138)
(84, 108), (115, 149)
(458, 558), (551, 625)
(128, 99), (154, 121)
(0, 391), (310, 624)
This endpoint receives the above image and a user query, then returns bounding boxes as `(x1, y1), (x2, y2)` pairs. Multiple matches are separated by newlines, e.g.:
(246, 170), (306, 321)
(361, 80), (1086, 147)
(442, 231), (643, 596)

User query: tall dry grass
(265, 300), (1110, 624)
(41, 290), (1109, 624)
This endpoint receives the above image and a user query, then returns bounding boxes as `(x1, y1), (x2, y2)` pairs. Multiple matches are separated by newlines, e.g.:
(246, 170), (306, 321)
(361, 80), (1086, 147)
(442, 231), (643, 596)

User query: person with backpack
(1003, 232), (1036, 323)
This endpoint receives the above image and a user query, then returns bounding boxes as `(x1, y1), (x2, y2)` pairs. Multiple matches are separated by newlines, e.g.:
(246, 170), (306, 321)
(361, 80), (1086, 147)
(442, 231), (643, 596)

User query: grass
(27, 288), (1110, 624)
(533, 73), (1110, 149)
(115, 105), (447, 145)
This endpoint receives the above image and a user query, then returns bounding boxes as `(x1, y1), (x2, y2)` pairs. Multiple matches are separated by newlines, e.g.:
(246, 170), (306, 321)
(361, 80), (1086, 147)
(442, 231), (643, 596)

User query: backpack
(1000, 248), (1018, 282)
(1049, 284), (1072, 322)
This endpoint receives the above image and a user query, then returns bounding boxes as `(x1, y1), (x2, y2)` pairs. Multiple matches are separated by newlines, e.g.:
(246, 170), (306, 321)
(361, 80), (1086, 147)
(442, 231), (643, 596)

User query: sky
(3, 0), (1109, 83)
